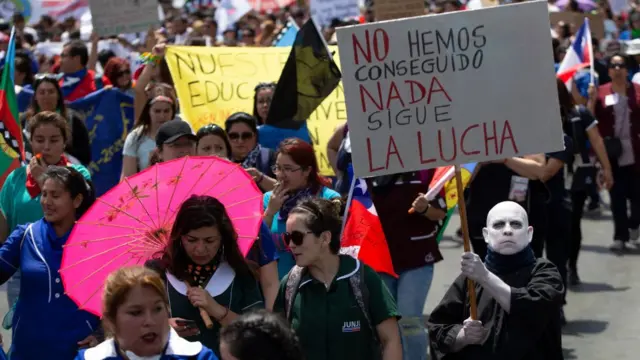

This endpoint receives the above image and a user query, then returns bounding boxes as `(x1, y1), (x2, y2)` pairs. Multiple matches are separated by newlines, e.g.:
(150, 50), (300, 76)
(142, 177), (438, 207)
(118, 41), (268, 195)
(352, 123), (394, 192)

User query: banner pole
(454, 164), (478, 319)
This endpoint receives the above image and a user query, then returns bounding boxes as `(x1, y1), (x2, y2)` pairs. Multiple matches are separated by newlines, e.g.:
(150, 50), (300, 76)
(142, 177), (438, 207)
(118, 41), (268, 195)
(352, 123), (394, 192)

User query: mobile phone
(175, 319), (198, 329)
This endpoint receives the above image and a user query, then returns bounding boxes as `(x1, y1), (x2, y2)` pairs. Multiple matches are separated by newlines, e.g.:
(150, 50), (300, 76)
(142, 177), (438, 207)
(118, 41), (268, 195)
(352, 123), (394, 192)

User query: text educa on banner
(336, 1), (564, 177)
(164, 46), (347, 176)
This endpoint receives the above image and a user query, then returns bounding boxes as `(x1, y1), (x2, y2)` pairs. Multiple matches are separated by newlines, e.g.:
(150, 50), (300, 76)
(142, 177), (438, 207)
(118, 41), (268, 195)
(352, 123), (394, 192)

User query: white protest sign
(89, 0), (159, 36)
(311, 0), (360, 27)
(336, 1), (563, 177)
(608, 0), (630, 16)
(374, 0), (424, 21)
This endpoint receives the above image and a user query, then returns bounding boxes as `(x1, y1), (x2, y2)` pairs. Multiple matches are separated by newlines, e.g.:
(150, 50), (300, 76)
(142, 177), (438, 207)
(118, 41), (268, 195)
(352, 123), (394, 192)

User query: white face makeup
(482, 201), (533, 255)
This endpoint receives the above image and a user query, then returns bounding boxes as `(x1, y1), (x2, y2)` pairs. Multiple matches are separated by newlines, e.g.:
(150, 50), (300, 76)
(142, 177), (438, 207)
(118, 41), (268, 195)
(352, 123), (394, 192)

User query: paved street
(428, 208), (639, 359)
(0, 207), (635, 358)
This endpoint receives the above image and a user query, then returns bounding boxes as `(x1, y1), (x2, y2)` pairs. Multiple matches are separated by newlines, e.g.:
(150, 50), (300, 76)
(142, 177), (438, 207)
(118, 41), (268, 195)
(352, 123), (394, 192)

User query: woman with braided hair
(220, 310), (304, 360)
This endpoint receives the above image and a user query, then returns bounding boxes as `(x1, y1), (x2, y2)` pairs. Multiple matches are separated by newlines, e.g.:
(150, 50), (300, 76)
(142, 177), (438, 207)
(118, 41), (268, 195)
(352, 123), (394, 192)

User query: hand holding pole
(183, 281), (214, 329)
(454, 164), (478, 320)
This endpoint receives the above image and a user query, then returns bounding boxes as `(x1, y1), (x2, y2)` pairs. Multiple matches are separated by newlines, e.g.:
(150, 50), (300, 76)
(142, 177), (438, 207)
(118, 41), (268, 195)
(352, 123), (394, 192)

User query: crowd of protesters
(0, 0), (637, 359)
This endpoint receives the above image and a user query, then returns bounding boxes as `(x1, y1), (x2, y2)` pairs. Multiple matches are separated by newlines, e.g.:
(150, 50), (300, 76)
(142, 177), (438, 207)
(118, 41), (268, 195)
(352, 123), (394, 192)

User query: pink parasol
(59, 156), (263, 316)
(247, 0), (295, 13)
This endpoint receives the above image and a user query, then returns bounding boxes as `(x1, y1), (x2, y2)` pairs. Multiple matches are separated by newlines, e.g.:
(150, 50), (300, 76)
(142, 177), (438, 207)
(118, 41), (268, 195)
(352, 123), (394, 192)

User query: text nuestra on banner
(165, 46), (346, 176)
(336, 1), (564, 177)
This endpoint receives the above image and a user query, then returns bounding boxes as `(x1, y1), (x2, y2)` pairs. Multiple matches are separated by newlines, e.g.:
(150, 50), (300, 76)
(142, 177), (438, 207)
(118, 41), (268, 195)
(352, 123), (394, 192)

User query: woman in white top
(121, 93), (176, 179)
(76, 266), (217, 360)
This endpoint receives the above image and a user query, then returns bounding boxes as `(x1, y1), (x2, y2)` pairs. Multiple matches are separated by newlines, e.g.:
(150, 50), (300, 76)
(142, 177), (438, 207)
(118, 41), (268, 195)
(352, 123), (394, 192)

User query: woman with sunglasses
(103, 57), (134, 97)
(589, 54), (640, 251)
(0, 111), (92, 317)
(148, 195), (264, 357)
(273, 198), (402, 360)
(0, 166), (100, 359)
(224, 112), (276, 192)
(121, 94), (177, 178)
(20, 74), (91, 165)
(195, 124), (280, 309)
(264, 138), (340, 278)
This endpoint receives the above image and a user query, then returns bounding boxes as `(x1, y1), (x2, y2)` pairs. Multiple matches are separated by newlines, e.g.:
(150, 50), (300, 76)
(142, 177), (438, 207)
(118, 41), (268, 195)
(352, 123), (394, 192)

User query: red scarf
(26, 155), (69, 198)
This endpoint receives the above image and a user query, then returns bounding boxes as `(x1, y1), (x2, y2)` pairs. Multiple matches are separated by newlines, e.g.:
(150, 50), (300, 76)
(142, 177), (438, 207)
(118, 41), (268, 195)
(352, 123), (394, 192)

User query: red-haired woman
(263, 138), (340, 278)
(103, 57), (134, 96)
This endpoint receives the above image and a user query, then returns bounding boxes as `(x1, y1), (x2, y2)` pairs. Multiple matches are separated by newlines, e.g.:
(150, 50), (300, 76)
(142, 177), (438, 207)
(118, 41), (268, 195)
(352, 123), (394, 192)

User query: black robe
(427, 258), (564, 360)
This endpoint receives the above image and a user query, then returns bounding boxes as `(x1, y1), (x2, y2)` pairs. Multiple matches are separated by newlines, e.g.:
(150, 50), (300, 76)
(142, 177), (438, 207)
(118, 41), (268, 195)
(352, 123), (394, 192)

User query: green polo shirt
(274, 255), (399, 360)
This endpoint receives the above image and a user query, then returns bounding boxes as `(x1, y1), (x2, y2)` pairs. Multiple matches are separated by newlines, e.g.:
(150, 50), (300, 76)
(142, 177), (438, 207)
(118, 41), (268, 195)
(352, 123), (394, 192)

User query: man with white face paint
(427, 201), (564, 359)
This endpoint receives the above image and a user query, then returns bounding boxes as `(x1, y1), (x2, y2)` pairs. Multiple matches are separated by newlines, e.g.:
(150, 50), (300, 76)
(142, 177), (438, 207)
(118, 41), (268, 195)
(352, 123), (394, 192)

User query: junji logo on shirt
(342, 320), (361, 333)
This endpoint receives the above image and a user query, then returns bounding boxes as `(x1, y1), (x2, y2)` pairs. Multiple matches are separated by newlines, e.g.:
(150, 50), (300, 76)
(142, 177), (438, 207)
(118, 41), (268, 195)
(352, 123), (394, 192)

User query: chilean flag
(557, 18), (594, 88)
(340, 178), (397, 278)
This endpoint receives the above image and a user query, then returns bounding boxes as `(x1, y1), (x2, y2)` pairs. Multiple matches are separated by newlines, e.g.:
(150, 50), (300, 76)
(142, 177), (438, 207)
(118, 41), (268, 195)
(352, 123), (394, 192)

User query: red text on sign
(367, 120), (519, 173)
(359, 77), (452, 113)
(352, 29), (390, 65)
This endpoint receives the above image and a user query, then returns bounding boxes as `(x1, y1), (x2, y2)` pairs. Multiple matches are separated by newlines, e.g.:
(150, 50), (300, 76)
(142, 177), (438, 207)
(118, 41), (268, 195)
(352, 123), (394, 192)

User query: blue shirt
(76, 330), (218, 360)
(619, 30), (632, 40)
(0, 219), (100, 360)
(257, 123), (312, 150)
(17, 85), (33, 114)
(263, 187), (340, 248)
(247, 222), (279, 267)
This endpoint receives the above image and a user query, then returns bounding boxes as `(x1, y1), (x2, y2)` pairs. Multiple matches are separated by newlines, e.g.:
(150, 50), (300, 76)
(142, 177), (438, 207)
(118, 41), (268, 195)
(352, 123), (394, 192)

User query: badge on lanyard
(605, 93), (619, 107)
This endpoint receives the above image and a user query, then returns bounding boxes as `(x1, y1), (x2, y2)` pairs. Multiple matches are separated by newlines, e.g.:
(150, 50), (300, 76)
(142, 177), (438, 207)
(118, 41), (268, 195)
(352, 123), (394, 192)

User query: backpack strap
(348, 261), (378, 341)
(284, 266), (306, 322)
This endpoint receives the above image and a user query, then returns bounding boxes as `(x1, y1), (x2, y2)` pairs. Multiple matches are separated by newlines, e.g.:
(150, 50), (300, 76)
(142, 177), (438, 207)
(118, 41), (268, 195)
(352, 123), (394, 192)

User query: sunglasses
(609, 62), (625, 69)
(200, 123), (222, 132)
(254, 82), (276, 91)
(35, 73), (60, 81)
(228, 131), (253, 141)
(283, 231), (313, 246)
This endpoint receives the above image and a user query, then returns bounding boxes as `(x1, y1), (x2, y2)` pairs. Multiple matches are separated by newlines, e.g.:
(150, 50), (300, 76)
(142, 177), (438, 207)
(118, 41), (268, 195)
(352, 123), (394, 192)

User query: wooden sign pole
(183, 281), (214, 329)
(454, 164), (478, 319)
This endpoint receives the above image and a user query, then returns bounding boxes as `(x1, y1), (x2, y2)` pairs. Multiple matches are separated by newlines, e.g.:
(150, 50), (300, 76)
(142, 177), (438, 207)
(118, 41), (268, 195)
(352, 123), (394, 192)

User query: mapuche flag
(0, 28), (26, 187)
(266, 18), (341, 129)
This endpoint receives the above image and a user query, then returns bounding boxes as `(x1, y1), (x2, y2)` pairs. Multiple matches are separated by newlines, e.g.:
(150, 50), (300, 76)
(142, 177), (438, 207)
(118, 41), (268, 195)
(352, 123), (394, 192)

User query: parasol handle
(183, 281), (214, 329)
(454, 165), (478, 320)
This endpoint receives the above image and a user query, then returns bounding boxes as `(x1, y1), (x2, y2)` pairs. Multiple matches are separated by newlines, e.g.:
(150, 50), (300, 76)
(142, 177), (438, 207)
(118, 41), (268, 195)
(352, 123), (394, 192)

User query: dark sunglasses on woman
(254, 82), (276, 92)
(609, 62), (625, 70)
(283, 231), (313, 246)
(228, 131), (254, 141)
(34, 73), (61, 81)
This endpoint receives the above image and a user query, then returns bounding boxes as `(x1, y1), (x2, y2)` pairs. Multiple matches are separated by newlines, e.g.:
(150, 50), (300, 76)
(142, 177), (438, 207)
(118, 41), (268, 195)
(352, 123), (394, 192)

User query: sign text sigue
(336, 2), (563, 177)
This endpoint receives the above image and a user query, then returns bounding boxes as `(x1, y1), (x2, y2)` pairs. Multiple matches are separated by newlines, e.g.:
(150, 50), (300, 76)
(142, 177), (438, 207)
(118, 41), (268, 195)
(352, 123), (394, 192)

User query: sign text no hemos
(351, 27), (519, 173)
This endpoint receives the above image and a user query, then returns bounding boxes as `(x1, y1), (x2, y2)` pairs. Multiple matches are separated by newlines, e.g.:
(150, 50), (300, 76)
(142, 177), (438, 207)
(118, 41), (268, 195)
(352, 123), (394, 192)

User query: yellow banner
(165, 46), (346, 176)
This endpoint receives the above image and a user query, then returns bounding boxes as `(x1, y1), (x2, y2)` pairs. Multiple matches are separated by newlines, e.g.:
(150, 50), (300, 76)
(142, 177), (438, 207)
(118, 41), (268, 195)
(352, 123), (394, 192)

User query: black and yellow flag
(266, 18), (342, 129)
